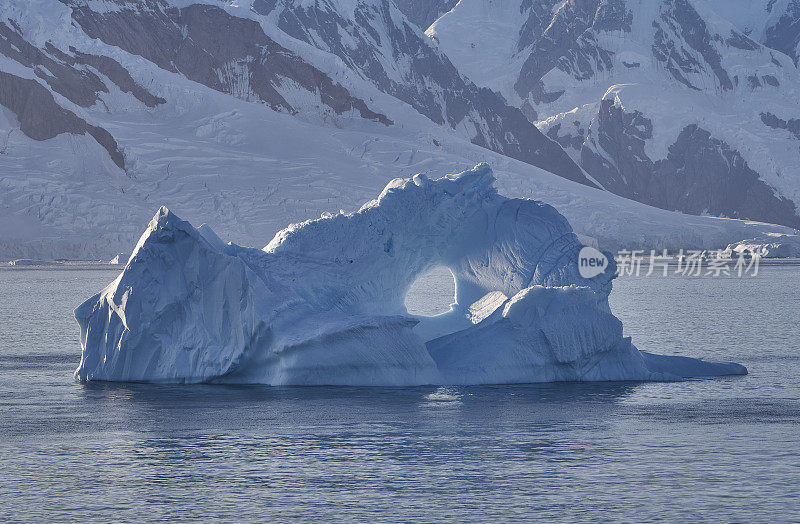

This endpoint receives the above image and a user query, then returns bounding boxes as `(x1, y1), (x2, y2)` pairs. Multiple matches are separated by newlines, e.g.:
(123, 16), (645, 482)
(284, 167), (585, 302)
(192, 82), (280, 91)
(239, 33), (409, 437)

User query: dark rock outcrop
(546, 122), (586, 151)
(764, 0), (800, 65)
(257, 0), (594, 186)
(514, 0), (632, 104)
(65, 1), (391, 124)
(761, 112), (800, 140)
(0, 71), (125, 169)
(515, 0), (603, 101)
(581, 100), (800, 227)
(651, 0), (733, 92)
(725, 30), (760, 51)
(0, 22), (164, 109)
(68, 47), (166, 108)
(517, 0), (566, 51)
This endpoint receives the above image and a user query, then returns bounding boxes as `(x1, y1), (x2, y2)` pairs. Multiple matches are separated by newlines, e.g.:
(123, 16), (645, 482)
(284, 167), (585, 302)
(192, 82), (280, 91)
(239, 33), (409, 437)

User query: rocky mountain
(430, 0), (800, 227)
(764, 0), (800, 65)
(249, 0), (591, 184)
(0, 0), (591, 187)
(0, 0), (799, 260)
(705, 0), (800, 66)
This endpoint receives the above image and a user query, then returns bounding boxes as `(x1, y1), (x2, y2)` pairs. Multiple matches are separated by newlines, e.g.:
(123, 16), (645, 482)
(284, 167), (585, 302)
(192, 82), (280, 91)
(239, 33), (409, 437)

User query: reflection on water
(0, 266), (799, 521)
(422, 386), (463, 405)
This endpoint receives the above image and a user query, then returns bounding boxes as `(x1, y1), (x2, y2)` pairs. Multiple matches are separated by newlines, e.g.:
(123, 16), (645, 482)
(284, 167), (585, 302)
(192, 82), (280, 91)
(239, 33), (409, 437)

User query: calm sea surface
(1, 263), (798, 521)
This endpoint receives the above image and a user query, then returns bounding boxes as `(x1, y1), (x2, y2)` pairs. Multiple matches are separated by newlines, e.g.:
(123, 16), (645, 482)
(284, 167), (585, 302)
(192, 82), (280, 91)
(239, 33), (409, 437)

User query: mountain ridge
(0, 0), (798, 261)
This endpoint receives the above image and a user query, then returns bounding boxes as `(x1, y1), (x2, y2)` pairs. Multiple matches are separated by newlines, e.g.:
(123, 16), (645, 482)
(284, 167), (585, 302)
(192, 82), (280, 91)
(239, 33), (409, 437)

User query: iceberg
(724, 233), (800, 259)
(74, 164), (746, 384)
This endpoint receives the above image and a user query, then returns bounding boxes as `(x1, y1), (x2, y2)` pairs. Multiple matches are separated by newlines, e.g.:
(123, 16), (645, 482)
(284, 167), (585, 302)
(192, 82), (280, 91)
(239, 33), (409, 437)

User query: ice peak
(148, 205), (182, 232)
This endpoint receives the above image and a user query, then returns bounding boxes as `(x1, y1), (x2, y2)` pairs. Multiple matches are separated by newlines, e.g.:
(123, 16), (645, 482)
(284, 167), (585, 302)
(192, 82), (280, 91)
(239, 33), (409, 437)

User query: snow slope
(2, 54), (795, 262)
(0, 0), (798, 263)
(430, 0), (800, 228)
(704, 0), (800, 65)
(75, 164), (745, 384)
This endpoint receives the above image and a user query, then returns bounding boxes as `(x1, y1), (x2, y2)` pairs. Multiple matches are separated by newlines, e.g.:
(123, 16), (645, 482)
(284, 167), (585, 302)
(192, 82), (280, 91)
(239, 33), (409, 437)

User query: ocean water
(1, 263), (798, 521)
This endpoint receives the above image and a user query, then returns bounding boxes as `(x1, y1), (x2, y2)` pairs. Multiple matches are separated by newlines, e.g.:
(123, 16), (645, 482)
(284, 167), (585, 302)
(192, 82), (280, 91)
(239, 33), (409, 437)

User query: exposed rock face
(65, 1), (391, 124)
(655, 125), (799, 227)
(651, 0), (734, 92)
(726, 30), (761, 51)
(512, 0), (631, 101)
(68, 48), (166, 108)
(255, 0), (594, 186)
(1, 0), (593, 195)
(517, 0), (571, 52)
(761, 112), (800, 140)
(0, 21), (165, 110)
(546, 122), (587, 151)
(0, 15), (175, 170)
(513, 0), (634, 104)
(435, 0), (800, 228)
(764, 0), (800, 65)
(0, 71), (124, 169)
(580, 100), (800, 227)
(515, 0), (741, 98)
(3, 0), (800, 258)
(515, 0), (604, 101)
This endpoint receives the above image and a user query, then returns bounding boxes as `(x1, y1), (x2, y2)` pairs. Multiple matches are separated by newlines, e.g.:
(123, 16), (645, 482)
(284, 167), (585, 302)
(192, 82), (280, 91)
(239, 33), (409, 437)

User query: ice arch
(75, 164), (746, 385)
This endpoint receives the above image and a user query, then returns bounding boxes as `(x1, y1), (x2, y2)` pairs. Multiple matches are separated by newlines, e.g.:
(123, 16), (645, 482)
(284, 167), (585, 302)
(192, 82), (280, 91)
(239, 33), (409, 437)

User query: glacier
(74, 164), (746, 385)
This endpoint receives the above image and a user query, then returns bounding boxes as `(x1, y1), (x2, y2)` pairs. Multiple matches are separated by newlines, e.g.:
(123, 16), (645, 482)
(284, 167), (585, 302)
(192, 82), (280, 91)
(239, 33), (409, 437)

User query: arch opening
(404, 265), (457, 317)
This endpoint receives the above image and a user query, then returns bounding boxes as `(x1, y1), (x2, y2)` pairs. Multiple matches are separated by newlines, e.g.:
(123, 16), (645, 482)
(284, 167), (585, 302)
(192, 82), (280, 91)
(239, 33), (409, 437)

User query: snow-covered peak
(247, 0), (593, 185)
(431, 0), (800, 228)
(2, 0), (800, 265)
